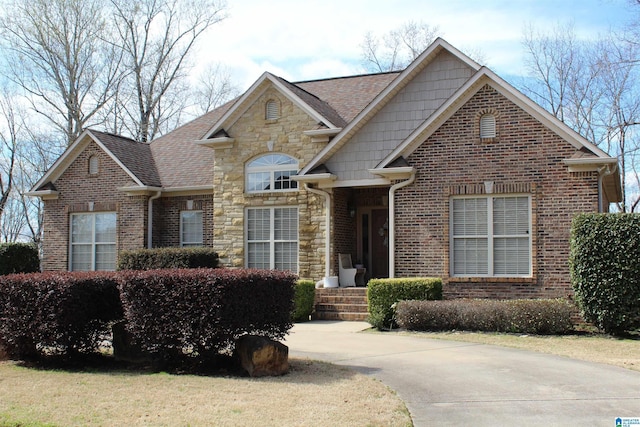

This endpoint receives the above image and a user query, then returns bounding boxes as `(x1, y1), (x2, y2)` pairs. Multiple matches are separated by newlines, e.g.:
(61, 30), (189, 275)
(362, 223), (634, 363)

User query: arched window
(88, 155), (99, 175)
(265, 99), (279, 120)
(480, 114), (496, 139)
(246, 154), (298, 193)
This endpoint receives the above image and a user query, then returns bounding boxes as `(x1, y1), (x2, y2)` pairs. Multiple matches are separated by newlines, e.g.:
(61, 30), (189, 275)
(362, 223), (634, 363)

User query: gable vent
(480, 114), (496, 138)
(89, 155), (99, 175)
(266, 100), (279, 120)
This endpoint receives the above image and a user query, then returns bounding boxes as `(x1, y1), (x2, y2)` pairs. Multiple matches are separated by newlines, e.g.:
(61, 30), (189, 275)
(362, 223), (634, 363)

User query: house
(28, 38), (621, 299)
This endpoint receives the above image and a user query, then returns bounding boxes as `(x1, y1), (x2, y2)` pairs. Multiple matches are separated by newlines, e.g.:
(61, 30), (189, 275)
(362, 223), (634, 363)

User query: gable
(324, 49), (476, 184)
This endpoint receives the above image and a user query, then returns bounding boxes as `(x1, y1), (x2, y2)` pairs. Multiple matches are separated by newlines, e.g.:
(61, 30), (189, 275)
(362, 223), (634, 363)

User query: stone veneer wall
(210, 88), (327, 280)
(41, 140), (146, 271)
(397, 85), (600, 299)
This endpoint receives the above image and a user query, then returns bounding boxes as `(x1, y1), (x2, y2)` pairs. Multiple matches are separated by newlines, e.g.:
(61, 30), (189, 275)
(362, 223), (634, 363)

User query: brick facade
(41, 140), (147, 271)
(396, 85), (599, 299)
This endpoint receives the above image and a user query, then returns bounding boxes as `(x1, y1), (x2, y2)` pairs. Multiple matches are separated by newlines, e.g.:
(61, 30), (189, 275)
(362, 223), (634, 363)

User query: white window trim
(245, 154), (299, 194)
(450, 194), (532, 278)
(180, 210), (203, 247)
(69, 212), (117, 271)
(245, 206), (299, 272)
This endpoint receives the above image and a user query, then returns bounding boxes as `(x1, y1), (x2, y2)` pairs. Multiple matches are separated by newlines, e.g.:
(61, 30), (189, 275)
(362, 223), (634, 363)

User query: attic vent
(480, 114), (496, 139)
(88, 155), (99, 175)
(265, 100), (279, 120)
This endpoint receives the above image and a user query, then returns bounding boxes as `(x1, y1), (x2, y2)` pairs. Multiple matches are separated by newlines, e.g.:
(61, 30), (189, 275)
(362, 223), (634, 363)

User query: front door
(370, 208), (389, 278)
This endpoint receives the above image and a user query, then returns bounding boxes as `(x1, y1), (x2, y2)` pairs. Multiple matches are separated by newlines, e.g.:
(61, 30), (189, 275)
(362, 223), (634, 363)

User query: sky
(195, 0), (637, 90)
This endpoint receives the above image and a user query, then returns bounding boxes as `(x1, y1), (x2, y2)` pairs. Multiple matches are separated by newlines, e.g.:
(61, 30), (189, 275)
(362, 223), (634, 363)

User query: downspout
(597, 164), (617, 212)
(147, 191), (162, 248)
(388, 171), (416, 278)
(305, 183), (332, 278)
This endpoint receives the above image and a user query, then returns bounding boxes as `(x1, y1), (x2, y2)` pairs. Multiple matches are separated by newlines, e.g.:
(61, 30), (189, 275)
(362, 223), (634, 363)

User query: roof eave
(24, 189), (59, 200)
(369, 166), (415, 181)
(118, 185), (163, 196)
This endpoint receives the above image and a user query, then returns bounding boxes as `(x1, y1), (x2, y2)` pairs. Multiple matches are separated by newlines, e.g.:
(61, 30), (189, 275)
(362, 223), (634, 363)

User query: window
(89, 155), (99, 175)
(247, 207), (298, 272)
(70, 212), (116, 271)
(265, 100), (279, 120)
(181, 210), (203, 247)
(246, 154), (298, 193)
(451, 196), (530, 276)
(480, 114), (496, 138)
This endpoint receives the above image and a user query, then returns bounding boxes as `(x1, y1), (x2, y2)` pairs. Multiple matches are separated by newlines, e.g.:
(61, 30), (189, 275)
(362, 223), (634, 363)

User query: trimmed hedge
(0, 272), (123, 360)
(117, 268), (296, 361)
(570, 213), (640, 335)
(117, 247), (219, 270)
(367, 278), (442, 330)
(293, 280), (315, 322)
(0, 243), (40, 275)
(396, 298), (576, 335)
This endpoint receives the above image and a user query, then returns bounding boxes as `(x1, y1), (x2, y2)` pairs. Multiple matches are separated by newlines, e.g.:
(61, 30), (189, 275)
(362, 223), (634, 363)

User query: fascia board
(202, 73), (338, 141)
(29, 129), (93, 192)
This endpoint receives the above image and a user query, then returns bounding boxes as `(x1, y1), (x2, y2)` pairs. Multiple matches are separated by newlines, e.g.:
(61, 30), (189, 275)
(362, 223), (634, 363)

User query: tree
(191, 63), (240, 116)
(521, 21), (640, 212)
(0, 0), (123, 146)
(0, 91), (20, 220)
(110, 0), (227, 142)
(360, 21), (440, 72)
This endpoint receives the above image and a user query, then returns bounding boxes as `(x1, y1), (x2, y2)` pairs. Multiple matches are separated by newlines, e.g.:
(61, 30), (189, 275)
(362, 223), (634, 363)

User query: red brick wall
(397, 84), (599, 299)
(332, 188), (356, 273)
(154, 195), (214, 248)
(41, 140), (147, 271)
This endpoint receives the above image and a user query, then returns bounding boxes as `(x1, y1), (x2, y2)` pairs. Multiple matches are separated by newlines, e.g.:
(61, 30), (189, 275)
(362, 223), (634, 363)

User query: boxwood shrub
(117, 247), (219, 270)
(117, 268), (296, 361)
(570, 213), (640, 335)
(293, 279), (315, 322)
(396, 298), (576, 335)
(0, 243), (40, 275)
(0, 272), (123, 360)
(367, 278), (442, 330)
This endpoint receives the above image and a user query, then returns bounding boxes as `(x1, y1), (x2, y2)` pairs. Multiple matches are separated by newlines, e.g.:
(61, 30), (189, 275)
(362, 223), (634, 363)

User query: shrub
(0, 243), (40, 275)
(117, 247), (219, 271)
(0, 272), (123, 360)
(570, 213), (640, 335)
(396, 298), (576, 335)
(117, 268), (295, 361)
(367, 278), (442, 330)
(293, 280), (315, 322)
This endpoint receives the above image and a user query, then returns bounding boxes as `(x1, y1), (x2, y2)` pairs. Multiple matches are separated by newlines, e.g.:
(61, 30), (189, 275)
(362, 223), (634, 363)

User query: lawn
(0, 358), (411, 427)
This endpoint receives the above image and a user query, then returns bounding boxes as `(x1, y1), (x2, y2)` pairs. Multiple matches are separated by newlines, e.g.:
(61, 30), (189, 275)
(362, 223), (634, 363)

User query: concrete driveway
(284, 321), (640, 426)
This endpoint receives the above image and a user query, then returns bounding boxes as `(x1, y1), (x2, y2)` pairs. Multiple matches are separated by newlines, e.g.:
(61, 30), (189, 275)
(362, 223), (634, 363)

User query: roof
(28, 37), (621, 203)
(90, 130), (161, 187)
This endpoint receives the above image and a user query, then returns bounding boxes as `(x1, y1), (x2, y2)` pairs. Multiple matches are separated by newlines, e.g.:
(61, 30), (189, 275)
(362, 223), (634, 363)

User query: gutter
(147, 190), (162, 248)
(304, 183), (332, 278)
(388, 170), (417, 278)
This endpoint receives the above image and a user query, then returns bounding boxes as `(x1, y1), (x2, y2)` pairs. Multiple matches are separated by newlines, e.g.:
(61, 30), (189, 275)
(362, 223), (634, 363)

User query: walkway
(284, 321), (640, 426)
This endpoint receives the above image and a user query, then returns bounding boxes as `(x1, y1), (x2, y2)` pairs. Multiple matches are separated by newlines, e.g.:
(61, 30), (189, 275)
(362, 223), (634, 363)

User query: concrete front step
(314, 288), (369, 322)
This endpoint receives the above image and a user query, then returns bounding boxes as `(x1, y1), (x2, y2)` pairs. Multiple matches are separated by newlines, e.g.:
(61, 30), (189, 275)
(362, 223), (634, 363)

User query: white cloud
(195, 0), (634, 90)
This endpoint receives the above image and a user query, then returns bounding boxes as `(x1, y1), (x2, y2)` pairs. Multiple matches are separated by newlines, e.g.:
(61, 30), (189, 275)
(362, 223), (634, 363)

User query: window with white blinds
(246, 207), (298, 272)
(180, 211), (203, 247)
(70, 212), (116, 271)
(451, 195), (531, 276)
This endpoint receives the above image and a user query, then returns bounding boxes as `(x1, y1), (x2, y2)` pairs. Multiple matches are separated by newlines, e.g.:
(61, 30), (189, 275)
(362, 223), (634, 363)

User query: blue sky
(197, 0), (637, 89)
